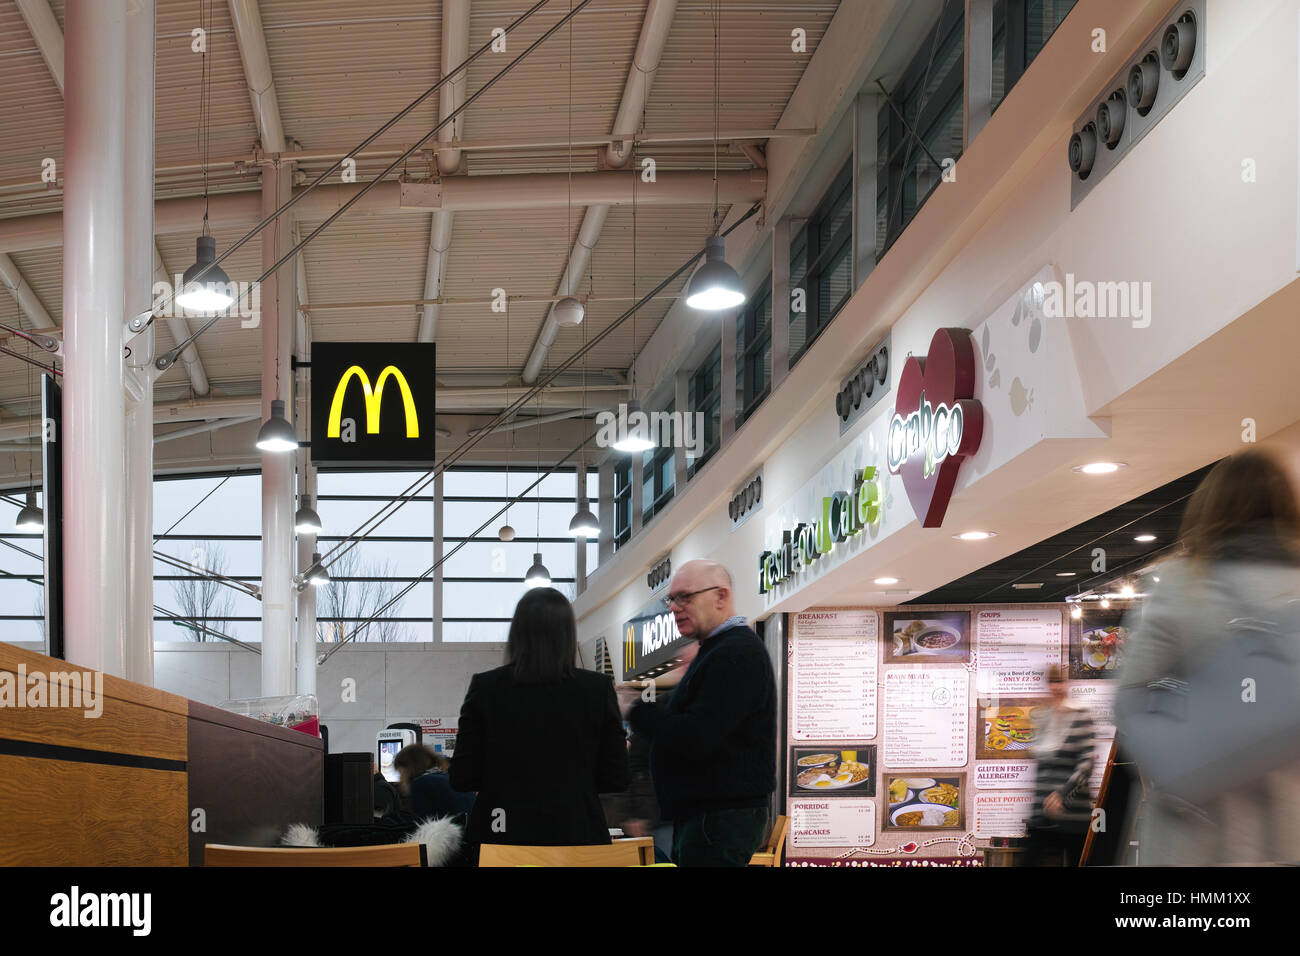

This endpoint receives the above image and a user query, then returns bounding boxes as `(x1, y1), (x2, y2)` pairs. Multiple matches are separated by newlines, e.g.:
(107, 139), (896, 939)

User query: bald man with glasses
(619, 559), (776, 866)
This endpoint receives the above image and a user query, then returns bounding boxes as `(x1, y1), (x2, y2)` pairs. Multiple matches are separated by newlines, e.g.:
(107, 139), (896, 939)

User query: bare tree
(314, 548), (410, 643)
(170, 542), (237, 642)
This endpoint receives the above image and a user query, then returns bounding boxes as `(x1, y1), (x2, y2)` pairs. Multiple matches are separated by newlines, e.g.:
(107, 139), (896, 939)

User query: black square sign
(310, 342), (436, 465)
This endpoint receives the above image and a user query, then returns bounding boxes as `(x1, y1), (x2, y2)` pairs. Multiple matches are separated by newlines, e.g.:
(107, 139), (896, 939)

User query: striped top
(1028, 703), (1095, 827)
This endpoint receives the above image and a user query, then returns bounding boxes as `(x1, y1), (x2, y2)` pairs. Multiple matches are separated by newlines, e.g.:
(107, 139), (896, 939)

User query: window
(736, 278), (772, 426)
(992, 0), (1078, 113)
(641, 402), (675, 524)
(613, 459), (632, 550)
(790, 162), (853, 364)
(877, 3), (965, 254)
(0, 488), (45, 645)
(688, 344), (722, 474)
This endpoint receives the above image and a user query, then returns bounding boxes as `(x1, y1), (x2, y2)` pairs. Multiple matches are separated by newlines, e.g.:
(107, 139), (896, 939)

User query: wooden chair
(749, 815), (787, 867)
(204, 843), (426, 867)
(615, 836), (656, 866)
(478, 841), (645, 867)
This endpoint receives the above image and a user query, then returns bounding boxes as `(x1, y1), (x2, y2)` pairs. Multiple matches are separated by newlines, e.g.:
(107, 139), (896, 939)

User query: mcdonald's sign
(310, 342), (436, 464)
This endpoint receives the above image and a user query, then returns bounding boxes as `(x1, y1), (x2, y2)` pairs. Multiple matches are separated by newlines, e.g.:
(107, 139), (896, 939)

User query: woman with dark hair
(1117, 448), (1300, 864)
(393, 743), (475, 823)
(449, 587), (630, 847)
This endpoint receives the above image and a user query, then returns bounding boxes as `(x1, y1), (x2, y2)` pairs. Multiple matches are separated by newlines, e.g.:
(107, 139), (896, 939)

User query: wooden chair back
(749, 814), (788, 867)
(478, 841), (644, 867)
(204, 842), (425, 867)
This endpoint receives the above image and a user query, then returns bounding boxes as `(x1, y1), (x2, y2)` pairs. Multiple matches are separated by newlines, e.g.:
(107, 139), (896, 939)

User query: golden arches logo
(327, 365), (419, 439)
(624, 624), (636, 673)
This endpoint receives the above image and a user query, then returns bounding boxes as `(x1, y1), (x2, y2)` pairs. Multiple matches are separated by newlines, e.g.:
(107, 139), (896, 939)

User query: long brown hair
(393, 743), (448, 788)
(1178, 449), (1300, 564)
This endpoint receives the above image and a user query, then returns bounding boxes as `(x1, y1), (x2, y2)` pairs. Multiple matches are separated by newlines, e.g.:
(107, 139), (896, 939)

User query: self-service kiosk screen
(378, 738), (403, 783)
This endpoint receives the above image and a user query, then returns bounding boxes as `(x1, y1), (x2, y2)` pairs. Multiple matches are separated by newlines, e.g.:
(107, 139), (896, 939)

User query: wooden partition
(0, 642), (325, 866)
(0, 642), (189, 865)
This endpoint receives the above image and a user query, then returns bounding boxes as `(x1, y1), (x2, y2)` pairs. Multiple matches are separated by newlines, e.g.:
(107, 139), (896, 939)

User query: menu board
(1069, 682), (1116, 738)
(791, 611), (878, 740)
(975, 608), (1063, 693)
(790, 799), (876, 847)
(974, 760), (1036, 790)
(973, 791), (1035, 838)
(883, 669), (969, 768)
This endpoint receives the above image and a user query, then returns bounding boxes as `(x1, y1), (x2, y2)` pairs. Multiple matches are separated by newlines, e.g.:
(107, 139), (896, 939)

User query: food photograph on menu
(1068, 607), (1128, 679)
(884, 774), (965, 830)
(882, 610), (970, 663)
(975, 696), (1049, 759)
(789, 746), (877, 797)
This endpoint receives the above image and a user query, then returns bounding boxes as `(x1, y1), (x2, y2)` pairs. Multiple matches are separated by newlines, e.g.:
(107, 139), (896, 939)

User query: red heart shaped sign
(887, 328), (984, 527)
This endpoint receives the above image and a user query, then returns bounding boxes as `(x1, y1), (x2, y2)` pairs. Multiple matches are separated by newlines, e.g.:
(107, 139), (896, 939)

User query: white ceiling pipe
(293, 220), (310, 360)
(14, 0), (65, 95)
(523, 0), (678, 384)
(227, 0), (286, 154)
(417, 210), (454, 342)
(466, 408), (594, 436)
(437, 0), (471, 175)
(0, 171), (764, 253)
(0, 252), (58, 333)
(154, 415), (260, 444)
(521, 203), (608, 384)
(153, 245), (210, 395)
(603, 0), (678, 169)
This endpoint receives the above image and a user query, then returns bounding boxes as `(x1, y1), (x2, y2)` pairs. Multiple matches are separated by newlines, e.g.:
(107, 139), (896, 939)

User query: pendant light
(525, 551), (551, 588)
(294, 494), (322, 534)
(15, 491), (43, 532)
(306, 552), (330, 587)
(256, 399), (298, 452)
(567, 505), (599, 537)
(612, 398), (654, 452)
(176, 2), (234, 315)
(687, 0), (745, 313)
(567, 214), (598, 538)
(615, 143), (655, 454)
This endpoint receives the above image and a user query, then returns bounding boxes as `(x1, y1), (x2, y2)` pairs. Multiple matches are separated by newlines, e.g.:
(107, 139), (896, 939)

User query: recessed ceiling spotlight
(874, 577), (899, 585)
(1153, 576), (1160, 583)
(953, 531), (997, 541)
(1120, 584), (1135, 597)
(1069, 605), (1083, 620)
(1011, 583), (1043, 590)
(1072, 462), (1127, 475)
(1055, 572), (1077, 577)
(1134, 534), (1156, 542)
(1100, 598), (1111, 609)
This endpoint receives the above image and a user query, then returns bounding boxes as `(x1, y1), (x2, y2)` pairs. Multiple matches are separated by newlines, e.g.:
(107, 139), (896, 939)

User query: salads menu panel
(1069, 682), (1116, 738)
(791, 610), (878, 740)
(975, 608), (1063, 693)
(883, 669), (969, 768)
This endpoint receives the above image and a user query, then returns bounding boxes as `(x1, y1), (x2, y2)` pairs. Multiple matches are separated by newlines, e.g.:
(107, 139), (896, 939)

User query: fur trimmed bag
(281, 817), (465, 867)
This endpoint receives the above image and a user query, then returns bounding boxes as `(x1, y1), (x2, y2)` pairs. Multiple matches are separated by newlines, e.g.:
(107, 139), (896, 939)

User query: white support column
(597, 458), (614, 564)
(575, 462), (587, 594)
(62, 0), (127, 675)
(851, 91), (879, 291)
(432, 472), (444, 642)
(673, 371), (689, 487)
(965, 0), (994, 147)
(295, 459), (317, 697)
(719, 310), (738, 442)
(260, 161), (295, 695)
(122, 0), (155, 686)
(770, 218), (791, 393)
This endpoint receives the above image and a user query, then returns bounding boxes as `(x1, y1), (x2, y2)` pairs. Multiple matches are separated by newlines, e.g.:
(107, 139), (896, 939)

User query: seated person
(394, 744), (475, 822)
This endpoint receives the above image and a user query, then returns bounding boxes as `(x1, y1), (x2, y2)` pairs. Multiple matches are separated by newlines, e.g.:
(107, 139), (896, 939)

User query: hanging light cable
(499, 298), (516, 541)
(176, 0), (234, 315)
(686, 0), (744, 311)
(555, 4), (584, 330)
(613, 144), (654, 452)
(15, 347), (42, 532)
(527, 384), (551, 587)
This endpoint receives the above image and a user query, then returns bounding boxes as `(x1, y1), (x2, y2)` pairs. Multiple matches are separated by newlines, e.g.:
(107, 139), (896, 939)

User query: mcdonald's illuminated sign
(311, 342), (436, 465)
(621, 599), (689, 683)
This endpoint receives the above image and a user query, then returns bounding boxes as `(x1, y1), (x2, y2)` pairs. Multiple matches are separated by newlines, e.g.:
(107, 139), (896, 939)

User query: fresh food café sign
(759, 466), (883, 594)
(311, 342), (436, 464)
(888, 328), (983, 527)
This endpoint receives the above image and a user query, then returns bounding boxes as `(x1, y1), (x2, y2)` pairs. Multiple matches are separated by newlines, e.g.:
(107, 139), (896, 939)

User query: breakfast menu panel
(975, 608), (1063, 694)
(883, 669), (969, 768)
(790, 799), (876, 848)
(791, 610), (878, 740)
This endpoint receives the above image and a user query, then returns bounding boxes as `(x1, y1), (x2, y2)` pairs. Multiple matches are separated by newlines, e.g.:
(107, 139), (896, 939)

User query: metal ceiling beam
(0, 253), (58, 334)
(0, 170), (765, 254)
(227, 0), (287, 154)
(522, 0), (679, 384)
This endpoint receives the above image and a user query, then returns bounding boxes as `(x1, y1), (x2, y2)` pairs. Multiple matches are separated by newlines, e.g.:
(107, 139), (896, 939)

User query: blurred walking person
(1021, 665), (1095, 865)
(1116, 448), (1300, 864)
